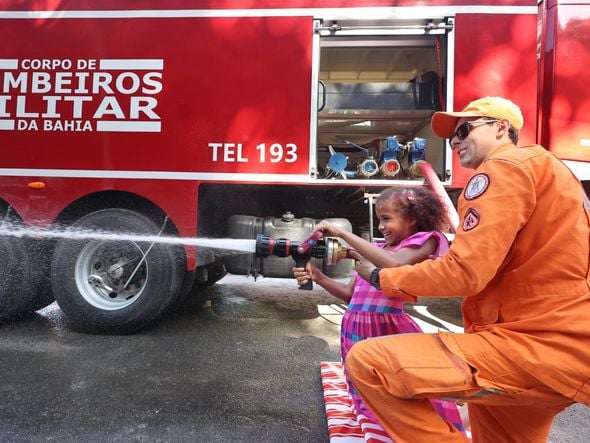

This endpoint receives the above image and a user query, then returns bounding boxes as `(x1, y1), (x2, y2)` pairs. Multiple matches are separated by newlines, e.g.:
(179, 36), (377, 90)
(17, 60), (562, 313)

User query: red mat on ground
(320, 361), (393, 443)
(320, 361), (471, 442)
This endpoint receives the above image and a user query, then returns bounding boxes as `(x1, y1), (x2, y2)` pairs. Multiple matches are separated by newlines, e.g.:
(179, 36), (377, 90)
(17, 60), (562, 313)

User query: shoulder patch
(462, 208), (480, 231)
(464, 173), (490, 200)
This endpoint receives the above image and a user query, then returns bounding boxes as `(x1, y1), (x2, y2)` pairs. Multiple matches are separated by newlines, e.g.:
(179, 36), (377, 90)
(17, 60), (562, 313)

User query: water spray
(0, 220), (355, 290)
(0, 223), (257, 253)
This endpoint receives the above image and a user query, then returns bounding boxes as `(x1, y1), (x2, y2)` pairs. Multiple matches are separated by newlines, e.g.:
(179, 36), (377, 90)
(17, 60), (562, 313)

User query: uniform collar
(489, 142), (515, 157)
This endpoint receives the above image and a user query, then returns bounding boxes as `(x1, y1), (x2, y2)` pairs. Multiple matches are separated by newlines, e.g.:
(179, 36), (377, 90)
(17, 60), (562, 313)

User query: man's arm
(377, 159), (536, 301)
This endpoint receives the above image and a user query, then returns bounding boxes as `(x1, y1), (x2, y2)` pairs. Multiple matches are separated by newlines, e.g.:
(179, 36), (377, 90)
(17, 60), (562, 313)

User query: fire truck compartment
(315, 24), (448, 182)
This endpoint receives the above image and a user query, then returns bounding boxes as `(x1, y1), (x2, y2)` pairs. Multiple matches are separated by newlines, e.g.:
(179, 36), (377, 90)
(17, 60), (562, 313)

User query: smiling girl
(293, 186), (466, 434)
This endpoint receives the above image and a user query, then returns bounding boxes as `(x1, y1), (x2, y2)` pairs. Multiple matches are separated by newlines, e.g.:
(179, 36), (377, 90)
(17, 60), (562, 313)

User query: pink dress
(341, 231), (466, 433)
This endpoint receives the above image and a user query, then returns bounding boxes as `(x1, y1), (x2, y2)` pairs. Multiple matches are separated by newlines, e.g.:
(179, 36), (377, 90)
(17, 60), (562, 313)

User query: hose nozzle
(255, 233), (353, 264)
(296, 230), (324, 255)
(255, 234), (296, 258)
(323, 237), (356, 265)
(254, 233), (353, 291)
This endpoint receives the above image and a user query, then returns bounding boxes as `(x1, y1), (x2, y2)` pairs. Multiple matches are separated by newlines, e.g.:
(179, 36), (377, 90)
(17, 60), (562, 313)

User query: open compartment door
(313, 18), (452, 183)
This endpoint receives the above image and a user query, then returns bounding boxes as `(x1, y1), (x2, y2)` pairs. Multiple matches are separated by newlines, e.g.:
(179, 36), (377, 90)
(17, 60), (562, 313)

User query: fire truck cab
(0, 0), (588, 333)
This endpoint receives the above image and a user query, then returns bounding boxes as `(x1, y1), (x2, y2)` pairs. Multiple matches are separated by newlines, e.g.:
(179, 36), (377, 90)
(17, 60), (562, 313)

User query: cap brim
(431, 111), (484, 138)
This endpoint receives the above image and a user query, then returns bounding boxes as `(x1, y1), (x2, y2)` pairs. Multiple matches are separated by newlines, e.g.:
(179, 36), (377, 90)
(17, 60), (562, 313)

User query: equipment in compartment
(324, 140), (380, 179)
(380, 136), (401, 177)
(317, 26), (446, 182)
(322, 136), (428, 179)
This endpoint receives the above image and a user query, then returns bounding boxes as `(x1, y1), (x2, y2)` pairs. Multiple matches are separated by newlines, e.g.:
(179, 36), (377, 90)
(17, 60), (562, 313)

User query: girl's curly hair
(376, 187), (449, 232)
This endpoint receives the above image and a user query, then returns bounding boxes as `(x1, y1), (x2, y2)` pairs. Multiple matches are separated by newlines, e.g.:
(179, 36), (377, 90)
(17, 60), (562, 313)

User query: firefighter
(344, 96), (590, 442)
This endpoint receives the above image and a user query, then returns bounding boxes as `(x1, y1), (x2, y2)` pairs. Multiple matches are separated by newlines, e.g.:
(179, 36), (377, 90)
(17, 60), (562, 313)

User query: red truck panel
(450, 13), (538, 187)
(0, 16), (313, 175)
(538, 1), (590, 162)
(0, 1), (538, 11)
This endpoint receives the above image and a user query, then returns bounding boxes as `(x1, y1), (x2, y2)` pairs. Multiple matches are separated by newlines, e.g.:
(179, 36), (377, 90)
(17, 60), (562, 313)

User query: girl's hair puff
(376, 187), (448, 232)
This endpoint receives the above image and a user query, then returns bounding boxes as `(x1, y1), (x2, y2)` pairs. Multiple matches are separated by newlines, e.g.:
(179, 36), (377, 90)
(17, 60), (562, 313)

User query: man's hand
(348, 250), (376, 282)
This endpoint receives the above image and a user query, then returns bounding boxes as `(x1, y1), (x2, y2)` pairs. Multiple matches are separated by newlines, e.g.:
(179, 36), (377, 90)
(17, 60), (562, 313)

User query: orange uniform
(345, 144), (590, 442)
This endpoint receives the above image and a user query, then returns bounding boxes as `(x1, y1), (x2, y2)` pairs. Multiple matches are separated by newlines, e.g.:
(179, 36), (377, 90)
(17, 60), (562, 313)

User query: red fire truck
(0, 0), (588, 333)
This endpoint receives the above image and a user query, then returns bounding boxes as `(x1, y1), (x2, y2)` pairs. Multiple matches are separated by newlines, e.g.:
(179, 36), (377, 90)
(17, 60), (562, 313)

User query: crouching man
(347, 96), (590, 442)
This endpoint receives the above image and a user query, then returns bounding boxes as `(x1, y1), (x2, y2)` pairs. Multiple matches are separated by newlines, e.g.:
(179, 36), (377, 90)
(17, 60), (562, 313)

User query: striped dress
(341, 231), (467, 434)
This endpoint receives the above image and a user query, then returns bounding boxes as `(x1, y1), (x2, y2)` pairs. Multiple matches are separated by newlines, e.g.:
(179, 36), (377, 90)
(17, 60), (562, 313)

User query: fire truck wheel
(26, 239), (56, 311)
(0, 236), (34, 323)
(50, 209), (184, 334)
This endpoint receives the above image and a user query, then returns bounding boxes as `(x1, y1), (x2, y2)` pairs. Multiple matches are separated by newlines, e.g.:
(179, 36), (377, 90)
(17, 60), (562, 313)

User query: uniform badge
(464, 173), (490, 200)
(462, 208), (480, 231)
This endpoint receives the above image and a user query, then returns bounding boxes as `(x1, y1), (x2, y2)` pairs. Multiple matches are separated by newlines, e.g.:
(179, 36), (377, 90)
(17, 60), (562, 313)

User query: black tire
(26, 238), (56, 311)
(182, 261), (227, 305)
(51, 209), (184, 334)
(0, 236), (34, 323)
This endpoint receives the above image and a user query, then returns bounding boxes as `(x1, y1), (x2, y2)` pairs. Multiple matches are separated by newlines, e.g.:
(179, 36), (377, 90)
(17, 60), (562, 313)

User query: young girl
(293, 186), (466, 435)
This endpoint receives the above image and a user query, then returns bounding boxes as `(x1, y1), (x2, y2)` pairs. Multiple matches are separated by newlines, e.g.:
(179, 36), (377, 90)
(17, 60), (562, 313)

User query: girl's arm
(315, 221), (438, 268)
(293, 261), (355, 303)
(379, 237), (438, 267)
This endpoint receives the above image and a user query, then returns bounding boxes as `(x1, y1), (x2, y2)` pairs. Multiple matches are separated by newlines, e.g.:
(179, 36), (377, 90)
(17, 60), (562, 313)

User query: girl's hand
(292, 261), (316, 286)
(348, 250), (376, 282)
(314, 220), (343, 238)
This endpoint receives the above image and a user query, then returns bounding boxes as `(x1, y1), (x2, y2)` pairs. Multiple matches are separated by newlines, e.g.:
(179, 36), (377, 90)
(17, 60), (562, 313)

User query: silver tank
(224, 212), (354, 280)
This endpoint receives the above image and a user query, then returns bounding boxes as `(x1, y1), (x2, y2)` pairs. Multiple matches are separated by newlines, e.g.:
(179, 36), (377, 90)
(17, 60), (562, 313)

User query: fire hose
(410, 160), (459, 232)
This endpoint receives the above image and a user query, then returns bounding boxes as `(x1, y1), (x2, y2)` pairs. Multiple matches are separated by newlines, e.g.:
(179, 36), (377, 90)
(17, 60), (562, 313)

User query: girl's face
(375, 198), (416, 246)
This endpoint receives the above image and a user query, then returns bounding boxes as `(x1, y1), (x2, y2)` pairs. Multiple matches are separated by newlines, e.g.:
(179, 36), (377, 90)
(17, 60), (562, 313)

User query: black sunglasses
(452, 119), (498, 140)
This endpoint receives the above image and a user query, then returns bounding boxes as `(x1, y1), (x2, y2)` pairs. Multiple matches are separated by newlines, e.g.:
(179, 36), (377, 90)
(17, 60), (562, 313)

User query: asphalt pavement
(0, 274), (588, 442)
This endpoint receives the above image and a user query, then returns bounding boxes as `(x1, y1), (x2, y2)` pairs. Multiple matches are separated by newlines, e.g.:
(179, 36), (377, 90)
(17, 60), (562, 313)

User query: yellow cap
(431, 96), (524, 138)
